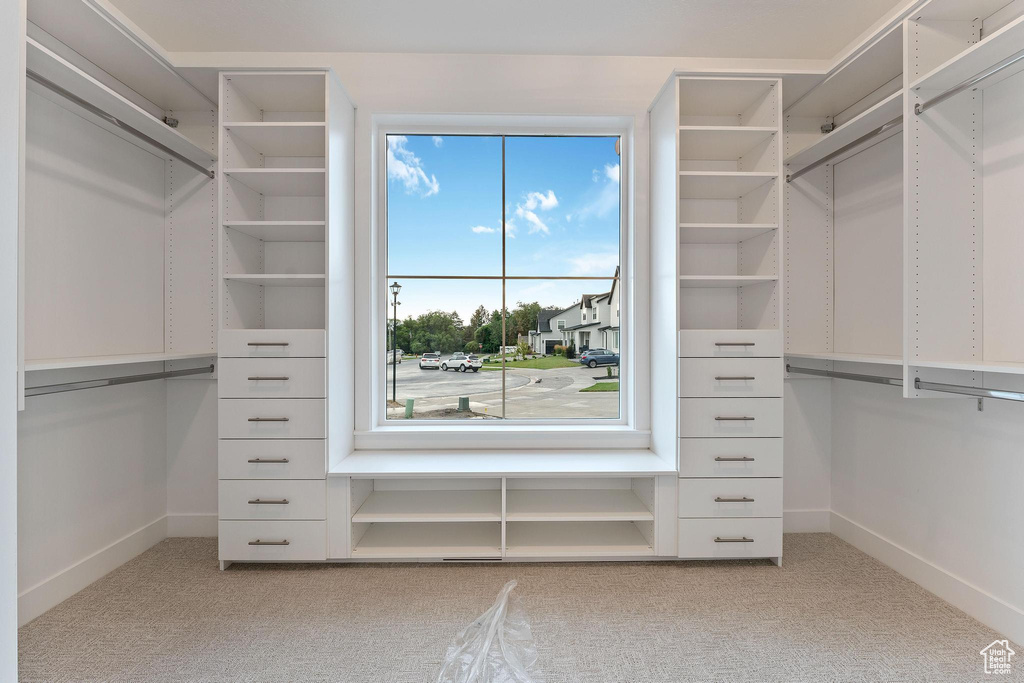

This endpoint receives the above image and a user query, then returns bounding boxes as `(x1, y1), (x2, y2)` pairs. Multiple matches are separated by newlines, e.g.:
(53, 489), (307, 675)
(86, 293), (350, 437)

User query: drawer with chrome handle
(677, 518), (782, 559)
(219, 358), (325, 398)
(219, 480), (325, 520)
(219, 440), (326, 479)
(679, 438), (782, 477)
(678, 330), (781, 358)
(679, 358), (782, 397)
(219, 521), (326, 561)
(678, 398), (782, 437)
(219, 399), (325, 438)
(219, 330), (326, 358)
(678, 478), (782, 518)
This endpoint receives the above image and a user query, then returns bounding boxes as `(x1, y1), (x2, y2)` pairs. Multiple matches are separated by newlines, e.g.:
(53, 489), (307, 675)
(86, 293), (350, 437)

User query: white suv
(419, 352), (441, 369)
(441, 353), (482, 372)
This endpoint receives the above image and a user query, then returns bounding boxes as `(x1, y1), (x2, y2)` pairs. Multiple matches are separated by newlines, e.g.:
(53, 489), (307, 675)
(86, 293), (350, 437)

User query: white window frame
(556, 319), (565, 330)
(358, 114), (647, 451)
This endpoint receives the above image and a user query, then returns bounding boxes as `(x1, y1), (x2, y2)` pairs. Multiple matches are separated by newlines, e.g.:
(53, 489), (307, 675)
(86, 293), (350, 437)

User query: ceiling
(108, 0), (906, 59)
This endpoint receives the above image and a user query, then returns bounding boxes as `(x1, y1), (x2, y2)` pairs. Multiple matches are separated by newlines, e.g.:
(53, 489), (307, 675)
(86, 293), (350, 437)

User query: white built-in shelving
(505, 489), (653, 522)
(678, 224), (778, 244)
(352, 522), (502, 559)
(224, 221), (326, 242)
(223, 169), (326, 197)
(505, 521), (654, 557)
(26, 352), (215, 372)
(677, 172), (777, 199)
(679, 276), (778, 288)
(353, 490), (502, 523)
(785, 352), (902, 367)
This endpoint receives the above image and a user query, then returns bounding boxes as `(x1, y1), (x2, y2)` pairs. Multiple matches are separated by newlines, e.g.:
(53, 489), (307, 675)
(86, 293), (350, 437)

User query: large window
(385, 134), (622, 421)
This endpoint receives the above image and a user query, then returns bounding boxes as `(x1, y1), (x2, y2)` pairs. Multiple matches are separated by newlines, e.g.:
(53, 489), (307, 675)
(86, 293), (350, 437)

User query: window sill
(353, 426), (651, 452)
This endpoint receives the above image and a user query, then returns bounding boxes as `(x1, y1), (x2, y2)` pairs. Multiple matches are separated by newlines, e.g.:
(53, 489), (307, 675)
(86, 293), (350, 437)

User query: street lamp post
(389, 281), (402, 405)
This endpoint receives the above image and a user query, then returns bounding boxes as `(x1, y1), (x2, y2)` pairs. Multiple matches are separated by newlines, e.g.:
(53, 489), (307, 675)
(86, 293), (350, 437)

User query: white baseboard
(831, 511), (1024, 645)
(166, 513), (218, 537)
(18, 516), (167, 627)
(784, 509), (831, 532)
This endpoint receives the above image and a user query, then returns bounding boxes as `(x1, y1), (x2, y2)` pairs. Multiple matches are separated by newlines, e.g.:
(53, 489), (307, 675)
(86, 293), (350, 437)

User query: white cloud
(515, 206), (551, 235)
(523, 190), (558, 211)
(432, 136), (444, 147)
(387, 135), (439, 197)
(512, 190), (558, 235)
(471, 225), (496, 234)
(605, 163), (620, 183)
(568, 252), (620, 277)
(574, 165), (620, 222)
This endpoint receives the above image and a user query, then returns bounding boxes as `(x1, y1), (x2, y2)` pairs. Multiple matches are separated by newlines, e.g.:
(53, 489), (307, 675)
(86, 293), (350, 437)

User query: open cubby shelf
(223, 122), (326, 157)
(505, 489), (653, 522)
(353, 490), (502, 523)
(679, 224), (778, 244)
(505, 521), (654, 557)
(223, 169), (326, 197)
(351, 522), (502, 559)
(224, 221), (326, 242)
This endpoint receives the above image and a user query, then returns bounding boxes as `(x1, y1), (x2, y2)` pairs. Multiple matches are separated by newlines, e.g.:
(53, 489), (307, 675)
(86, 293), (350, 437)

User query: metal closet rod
(787, 116), (902, 183)
(915, 47), (1024, 116)
(786, 364), (1024, 402)
(25, 364), (215, 398)
(26, 69), (215, 179)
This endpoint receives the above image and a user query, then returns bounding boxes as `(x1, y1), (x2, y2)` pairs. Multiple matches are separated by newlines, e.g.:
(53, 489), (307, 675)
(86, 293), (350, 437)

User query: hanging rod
(915, 47), (1024, 116)
(787, 364), (1024, 403)
(26, 69), (215, 179)
(786, 364), (903, 387)
(787, 116), (903, 183)
(25, 364), (214, 398)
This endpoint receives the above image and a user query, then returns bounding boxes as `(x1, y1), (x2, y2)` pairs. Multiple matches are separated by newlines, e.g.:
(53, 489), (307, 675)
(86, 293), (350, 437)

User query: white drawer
(679, 358), (782, 397)
(219, 329), (326, 358)
(219, 399), (325, 439)
(679, 398), (782, 437)
(219, 480), (326, 520)
(218, 358), (326, 399)
(678, 330), (781, 358)
(678, 478), (782, 518)
(219, 440), (326, 480)
(677, 518), (782, 559)
(219, 521), (326, 561)
(679, 438), (783, 478)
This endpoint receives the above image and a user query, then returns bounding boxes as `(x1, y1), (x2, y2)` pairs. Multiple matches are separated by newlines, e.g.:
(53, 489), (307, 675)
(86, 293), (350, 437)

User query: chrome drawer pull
(715, 416), (754, 421)
(715, 342), (754, 347)
(247, 458), (289, 464)
(248, 417), (289, 422)
(248, 342), (289, 347)
(714, 536), (754, 543)
(715, 496), (755, 503)
(715, 456), (755, 462)
(248, 539), (290, 546)
(248, 376), (290, 381)
(715, 376), (755, 381)
(248, 498), (289, 505)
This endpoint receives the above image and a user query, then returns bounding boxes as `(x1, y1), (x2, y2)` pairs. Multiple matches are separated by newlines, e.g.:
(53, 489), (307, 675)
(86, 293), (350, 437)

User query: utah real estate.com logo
(980, 640), (1015, 675)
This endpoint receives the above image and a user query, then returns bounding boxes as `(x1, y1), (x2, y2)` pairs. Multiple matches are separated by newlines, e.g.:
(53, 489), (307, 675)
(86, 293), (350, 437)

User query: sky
(386, 134), (620, 321)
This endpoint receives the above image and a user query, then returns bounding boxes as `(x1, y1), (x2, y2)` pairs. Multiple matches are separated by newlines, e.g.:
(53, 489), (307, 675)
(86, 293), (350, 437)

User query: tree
(465, 340), (480, 353)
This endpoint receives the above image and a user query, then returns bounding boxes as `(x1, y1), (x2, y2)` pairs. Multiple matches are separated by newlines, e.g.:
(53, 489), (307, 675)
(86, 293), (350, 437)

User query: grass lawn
(480, 356), (580, 370)
(580, 381), (620, 392)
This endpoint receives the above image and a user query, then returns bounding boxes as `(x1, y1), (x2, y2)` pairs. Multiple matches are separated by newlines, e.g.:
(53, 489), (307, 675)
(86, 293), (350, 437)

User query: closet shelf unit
(224, 221), (326, 242)
(351, 523), (502, 560)
(505, 522), (653, 557)
(352, 490), (502, 523)
(785, 351), (902, 367)
(222, 168), (326, 197)
(25, 352), (216, 372)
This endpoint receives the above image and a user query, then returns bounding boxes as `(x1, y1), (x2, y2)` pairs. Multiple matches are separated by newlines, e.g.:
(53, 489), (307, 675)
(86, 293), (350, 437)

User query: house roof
(580, 292), (608, 309)
(597, 325), (620, 331)
(535, 308), (561, 333)
(564, 322), (602, 331)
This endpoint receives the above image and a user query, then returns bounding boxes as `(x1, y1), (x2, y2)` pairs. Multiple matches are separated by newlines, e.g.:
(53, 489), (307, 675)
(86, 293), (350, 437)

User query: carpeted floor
(18, 534), (1020, 682)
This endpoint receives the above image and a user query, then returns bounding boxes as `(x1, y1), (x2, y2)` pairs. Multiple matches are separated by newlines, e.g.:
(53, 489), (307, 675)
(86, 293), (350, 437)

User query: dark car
(579, 349), (619, 368)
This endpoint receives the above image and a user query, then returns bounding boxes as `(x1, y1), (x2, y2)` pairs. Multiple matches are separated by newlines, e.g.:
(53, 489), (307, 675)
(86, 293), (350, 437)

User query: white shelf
(351, 522), (500, 559)
(910, 15), (1024, 95)
(224, 274), (325, 287)
(224, 221), (326, 242)
(224, 169), (326, 197)
(678, 172), (777, 199)
(505, 521), (654, 557)
(679, 224), (777, 244)
(28, 0), (213, 111)
(352, 490), (501, 523)
(223, 123), (326, 157)
(786, 26), (903, 118)
(678, 127), (776, 160)
(679, 276), (778, 288)
(785, 91), (903, 170)
(786, 352), (902, 366)
(25, 351), (214, 372)
(329, 450), (676, 478)
(26, 38), (216, 173)
(678, 79), (777, 117)
(222, 73), (326, 115)
(505, 490), (653, 522)
(910, 359), (1024, 375)
(915, 0), (1011, 20)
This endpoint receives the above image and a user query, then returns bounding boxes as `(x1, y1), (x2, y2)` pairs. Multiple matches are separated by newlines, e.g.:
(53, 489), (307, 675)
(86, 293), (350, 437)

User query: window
(384, 134), (622, 421)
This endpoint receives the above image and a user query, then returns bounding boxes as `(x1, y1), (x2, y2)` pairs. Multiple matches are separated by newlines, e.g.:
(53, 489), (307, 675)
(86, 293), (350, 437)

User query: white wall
(784, 379), (832, 531)
(830, 380), (1024, 644)
(166, 379), (218, 536)
(1, 0), (25, 674)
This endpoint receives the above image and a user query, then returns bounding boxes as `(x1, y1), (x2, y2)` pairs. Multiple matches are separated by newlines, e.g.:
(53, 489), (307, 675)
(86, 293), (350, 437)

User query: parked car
(419, 352), (441, 369)
(386, 349), (402, 364)
(579, 348), (619, 368)
(441, 353), (483, 372)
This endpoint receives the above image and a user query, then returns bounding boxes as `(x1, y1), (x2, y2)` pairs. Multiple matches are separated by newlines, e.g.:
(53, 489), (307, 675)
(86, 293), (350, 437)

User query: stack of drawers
(217, 330), (328, 564)
(677, 330), (783, 560)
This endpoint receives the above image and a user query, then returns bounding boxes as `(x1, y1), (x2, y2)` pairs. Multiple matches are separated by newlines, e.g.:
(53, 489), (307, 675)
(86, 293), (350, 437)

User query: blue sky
(387, 134), (620, 320)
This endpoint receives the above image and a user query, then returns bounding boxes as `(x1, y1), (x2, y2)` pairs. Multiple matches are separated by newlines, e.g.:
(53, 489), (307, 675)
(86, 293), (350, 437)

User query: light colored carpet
(18, 534), (1019, 682)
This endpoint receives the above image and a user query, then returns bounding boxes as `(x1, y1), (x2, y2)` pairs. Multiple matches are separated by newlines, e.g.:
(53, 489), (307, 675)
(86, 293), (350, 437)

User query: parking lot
(385, 359), (619, 419)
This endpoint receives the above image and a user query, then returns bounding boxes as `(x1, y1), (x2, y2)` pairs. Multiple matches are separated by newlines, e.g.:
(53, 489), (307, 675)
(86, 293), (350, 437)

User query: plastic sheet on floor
(436, 580), (543, 683)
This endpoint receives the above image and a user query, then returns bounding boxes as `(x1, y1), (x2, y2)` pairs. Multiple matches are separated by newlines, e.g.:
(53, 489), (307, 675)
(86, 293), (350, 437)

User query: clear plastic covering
(436, 580), (543, 683)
